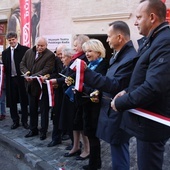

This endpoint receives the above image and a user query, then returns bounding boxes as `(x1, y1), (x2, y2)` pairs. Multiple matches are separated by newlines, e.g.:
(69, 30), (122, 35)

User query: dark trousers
(137, 139), (167, 170)
(88, 136), (101, 170)
(110, 141), (130, 170)
(28, 94), (39, 132)
(10, 77), (28, 123)
(52, 124), (62, 141)
(39, 88), (50, 133)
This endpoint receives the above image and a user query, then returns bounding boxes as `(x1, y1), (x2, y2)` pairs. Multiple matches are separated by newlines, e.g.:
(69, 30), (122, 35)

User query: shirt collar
(10, 43), (18, 50)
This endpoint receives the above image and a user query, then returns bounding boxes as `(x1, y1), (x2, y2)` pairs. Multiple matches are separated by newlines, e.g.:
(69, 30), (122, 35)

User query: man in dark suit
(2, 31), (29, 129)
(111, 1), (170, 169)
(20, 37), (55, 140)
(76, 21), (138, 170)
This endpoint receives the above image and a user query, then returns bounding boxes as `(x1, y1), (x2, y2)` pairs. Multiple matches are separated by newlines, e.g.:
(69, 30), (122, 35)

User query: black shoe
(22, 123), (29, 129)
(82, 164), (101, 170)
(11, 123), (20, 129)
(65, 142), (82, 150)
(25, 130), (38, 138)
(82, 165), (89, 170)
(65, 144), (73, 150)
(64, 149), (81, 157)
(62, 134), (70, 141)
(47, 140), (61, 147)
(40, 133), (46, 140)
(76, 154), (89, 160)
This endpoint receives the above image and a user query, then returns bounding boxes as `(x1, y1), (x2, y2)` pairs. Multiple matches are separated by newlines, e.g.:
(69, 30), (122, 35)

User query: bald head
(35, 37), (47, 53)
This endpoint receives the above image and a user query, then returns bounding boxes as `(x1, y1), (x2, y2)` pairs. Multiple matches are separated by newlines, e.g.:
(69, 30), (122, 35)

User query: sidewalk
(0, 110), (169, 170)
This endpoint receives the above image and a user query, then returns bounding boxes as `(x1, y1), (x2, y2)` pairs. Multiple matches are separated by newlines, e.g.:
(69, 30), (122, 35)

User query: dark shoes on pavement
(62, 134), (70, 141)
(11, 123), (20, 129)
(22, 122), (29, 129)
(40, 133), (46, 140)
(47, 140), (62, 147)
(65, 141), (82, 150)
(64, 149), (81, 157)
(25, 130), (39, 138)
(11, 122), (29, 130)
(76, 154), (89, 160)
(82, 164), (101, 170)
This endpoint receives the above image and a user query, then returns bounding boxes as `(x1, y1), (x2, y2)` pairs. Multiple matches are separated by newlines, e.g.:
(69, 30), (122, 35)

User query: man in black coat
(2, 31), (29, 129)
(111, 1), (170, 170)
(70, 21), (138, 170)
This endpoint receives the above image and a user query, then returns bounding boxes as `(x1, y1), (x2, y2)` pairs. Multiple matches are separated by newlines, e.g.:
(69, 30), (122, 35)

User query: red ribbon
(46, 80), (55, 107)
(70, 58), (85, 92)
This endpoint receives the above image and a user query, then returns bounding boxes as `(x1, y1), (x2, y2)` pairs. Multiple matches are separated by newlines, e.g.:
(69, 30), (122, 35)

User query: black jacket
(84, 40), (138, 144)
(116, 22), (170, 142)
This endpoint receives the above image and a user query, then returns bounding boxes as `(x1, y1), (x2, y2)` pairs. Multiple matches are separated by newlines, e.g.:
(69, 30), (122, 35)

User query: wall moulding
(72, 13), (131, 22)
(0, 8), (11, 20)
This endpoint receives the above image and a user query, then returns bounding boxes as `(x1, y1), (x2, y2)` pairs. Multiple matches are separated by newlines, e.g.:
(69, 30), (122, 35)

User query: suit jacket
(2, 43), (29, 107)
(20, 46), (55, 96)
(116, 22), (170, 142)
(82, 58), (108, 137)
(84, 40), (138, 144)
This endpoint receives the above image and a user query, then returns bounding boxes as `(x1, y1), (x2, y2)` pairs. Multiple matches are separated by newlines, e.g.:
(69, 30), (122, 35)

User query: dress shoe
(47, 140), (61, 147)
(22, 122), (29, 129)
(62, 134), (70, 141)
(65, 141), (82, 150)
(11, 123), (20, 129)
(40, 133), (46, 140)
(64, 149), (81, 157)
(25, 130), (38, 138)
(82, 164), (101, 170)
(76, 154), (89, 160)
(65, 144), (73, 150)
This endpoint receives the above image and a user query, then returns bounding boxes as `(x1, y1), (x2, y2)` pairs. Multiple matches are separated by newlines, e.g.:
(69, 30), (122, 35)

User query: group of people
(1, 0), (170, 170)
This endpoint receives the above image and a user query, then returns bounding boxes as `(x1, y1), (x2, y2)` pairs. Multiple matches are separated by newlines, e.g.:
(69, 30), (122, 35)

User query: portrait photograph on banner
(7, 0), (41, 47)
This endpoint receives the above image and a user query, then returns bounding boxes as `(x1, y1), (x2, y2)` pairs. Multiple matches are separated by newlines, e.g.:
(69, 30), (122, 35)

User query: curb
(0, 133), (54, 170)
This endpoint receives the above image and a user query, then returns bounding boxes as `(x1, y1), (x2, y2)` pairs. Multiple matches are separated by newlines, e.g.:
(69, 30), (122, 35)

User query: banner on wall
(43, 34), (72, 52)
(20, 0), (31, 47)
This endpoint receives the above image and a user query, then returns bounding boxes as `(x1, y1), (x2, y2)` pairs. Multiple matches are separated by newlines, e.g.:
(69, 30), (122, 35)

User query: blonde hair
(82, 39), (106, 58)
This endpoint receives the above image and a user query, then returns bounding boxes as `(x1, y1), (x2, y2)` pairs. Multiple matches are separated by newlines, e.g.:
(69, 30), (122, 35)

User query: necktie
(11, 48), (17, 76)
(35, 52), (41, 60)
(35, 52), (39, 60)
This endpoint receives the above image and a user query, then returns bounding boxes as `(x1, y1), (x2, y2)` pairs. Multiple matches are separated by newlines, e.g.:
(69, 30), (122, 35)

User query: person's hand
(90, 90), (99, 103)
(25, 76), (33, 82)
(111, 90), (126, 111)
(65, 77), (74, 86)
(40, 74), (50, 83)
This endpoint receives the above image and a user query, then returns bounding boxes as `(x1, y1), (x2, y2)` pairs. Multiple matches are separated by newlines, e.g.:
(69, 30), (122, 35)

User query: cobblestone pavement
(0, 110), (169, 170)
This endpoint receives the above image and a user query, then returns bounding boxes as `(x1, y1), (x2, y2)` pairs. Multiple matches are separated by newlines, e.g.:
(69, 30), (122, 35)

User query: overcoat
(82, 58), (108, 137)
(116, 22), (170, 142)
(84, 40), (138, 144)
(20, 46), (55, 96)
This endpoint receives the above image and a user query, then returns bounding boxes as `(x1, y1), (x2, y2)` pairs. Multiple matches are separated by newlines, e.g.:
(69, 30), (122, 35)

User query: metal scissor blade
(59, 73), (67, 78)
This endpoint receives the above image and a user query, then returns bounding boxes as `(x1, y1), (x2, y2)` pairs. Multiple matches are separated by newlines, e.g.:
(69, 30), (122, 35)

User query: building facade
(0, 0), (170, 56)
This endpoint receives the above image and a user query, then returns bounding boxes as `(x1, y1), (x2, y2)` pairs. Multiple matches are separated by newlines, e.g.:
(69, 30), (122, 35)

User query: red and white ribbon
(70, 58), (85, 92)
(46, 80), (55, 107)
(36, 76), (43, 99)
(129, 108), (170, 127)
(0, 64), (4, 96)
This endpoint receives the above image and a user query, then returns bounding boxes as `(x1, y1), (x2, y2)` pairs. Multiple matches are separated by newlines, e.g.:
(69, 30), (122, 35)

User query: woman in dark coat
(81, 39), (108, 170)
